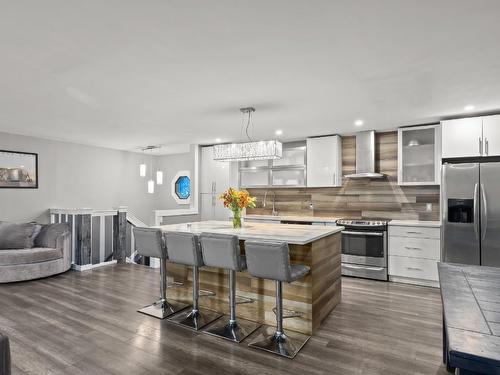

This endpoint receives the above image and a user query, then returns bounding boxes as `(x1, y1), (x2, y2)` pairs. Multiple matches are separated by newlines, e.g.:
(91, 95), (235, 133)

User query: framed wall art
(0, 150), (38, 188)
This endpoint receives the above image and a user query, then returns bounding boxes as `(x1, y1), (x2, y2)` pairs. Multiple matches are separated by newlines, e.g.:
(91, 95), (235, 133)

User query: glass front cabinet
(239, 141), (307, 188)
(398, 124), (441, 186)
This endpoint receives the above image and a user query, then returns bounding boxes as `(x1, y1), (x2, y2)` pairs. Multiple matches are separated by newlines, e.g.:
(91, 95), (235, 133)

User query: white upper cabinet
(442, 115), (500, 158)
(482, 114), (500, 157)
(398, 124), (441, 185)
(306, 135), (342, 187)
(441, 117), (483, 158)
(201, 146), (235, 194)
(200, 146), (237, 221)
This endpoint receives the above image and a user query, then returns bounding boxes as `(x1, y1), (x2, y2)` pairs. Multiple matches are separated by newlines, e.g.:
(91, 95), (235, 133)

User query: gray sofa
(0, 333), (10, 375)
(0, 222), (71, 283)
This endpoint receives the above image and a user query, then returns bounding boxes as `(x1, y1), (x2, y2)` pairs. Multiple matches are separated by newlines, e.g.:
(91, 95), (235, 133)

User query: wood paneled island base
(157, 221), (343, 335)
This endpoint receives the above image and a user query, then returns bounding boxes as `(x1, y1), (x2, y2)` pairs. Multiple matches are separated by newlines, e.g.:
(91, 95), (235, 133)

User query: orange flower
(219, 188), (256, 211)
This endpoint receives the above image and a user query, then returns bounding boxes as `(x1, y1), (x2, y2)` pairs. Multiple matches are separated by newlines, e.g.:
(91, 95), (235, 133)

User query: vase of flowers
(219, 188), (256, 228)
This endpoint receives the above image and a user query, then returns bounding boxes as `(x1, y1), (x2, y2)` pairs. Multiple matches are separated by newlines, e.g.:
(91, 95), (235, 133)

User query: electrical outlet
(426, 203), (432, 212)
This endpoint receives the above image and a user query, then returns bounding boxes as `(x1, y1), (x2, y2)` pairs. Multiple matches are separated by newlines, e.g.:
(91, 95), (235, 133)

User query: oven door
(341, 230), (387, 267)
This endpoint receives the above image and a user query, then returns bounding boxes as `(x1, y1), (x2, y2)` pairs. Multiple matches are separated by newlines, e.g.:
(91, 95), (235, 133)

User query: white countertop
(157, 220), (344, 245)
(389, 220), (441, 228)
(244, 214), (340, 224)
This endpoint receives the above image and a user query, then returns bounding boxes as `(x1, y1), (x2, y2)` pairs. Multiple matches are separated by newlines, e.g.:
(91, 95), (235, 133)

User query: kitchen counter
(389, 220), (441, 227)
(244, 214), (340, 224)
(158, 220), (343, 245)
(157, 220), (342, 335)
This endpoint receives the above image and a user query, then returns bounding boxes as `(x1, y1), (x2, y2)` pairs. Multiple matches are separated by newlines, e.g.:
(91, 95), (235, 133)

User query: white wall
(0, 131), (197, 224)
(155, 145), (200, 224)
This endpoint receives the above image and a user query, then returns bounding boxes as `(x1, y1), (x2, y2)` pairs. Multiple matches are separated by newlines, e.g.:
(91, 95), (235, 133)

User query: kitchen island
(157, 220), (343, 335)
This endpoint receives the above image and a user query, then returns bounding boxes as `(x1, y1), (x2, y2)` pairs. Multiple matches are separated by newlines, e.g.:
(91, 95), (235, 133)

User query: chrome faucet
(271, 191), (278, 216)
(262, 190), (278, 215)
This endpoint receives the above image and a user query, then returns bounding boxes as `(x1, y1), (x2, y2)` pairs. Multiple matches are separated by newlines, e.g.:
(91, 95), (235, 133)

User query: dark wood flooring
(0, 264), (448, 375)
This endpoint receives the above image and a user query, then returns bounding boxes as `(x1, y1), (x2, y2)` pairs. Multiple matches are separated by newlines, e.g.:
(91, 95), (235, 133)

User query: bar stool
(133, 227), (188, 319)
(199, 233), (261, 342)
(165, 232), (222, 330)
(244, 240), (311, 359)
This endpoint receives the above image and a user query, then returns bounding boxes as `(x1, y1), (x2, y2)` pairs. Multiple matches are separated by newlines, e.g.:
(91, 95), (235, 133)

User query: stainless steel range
(336, 219), (389, 281)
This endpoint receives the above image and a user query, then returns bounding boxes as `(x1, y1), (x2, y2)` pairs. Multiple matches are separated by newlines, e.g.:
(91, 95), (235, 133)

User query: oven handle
(342, 231), (384, 237)
(342, 264), (385, 271)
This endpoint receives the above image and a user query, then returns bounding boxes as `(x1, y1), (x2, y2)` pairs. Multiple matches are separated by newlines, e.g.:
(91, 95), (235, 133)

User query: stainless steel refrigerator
(442, 162), (500, 266)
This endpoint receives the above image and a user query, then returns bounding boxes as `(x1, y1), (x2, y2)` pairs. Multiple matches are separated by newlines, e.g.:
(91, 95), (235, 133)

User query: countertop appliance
(442, 162), (500, 267)
(336, 219), (389, 281)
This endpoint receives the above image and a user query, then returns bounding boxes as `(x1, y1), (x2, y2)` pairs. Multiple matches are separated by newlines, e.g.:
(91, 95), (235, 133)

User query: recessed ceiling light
(464, 105), (475, 111)
(215, 138), (222, 143)
(354, 120), (364, 126)
(275, 129), (283, 136)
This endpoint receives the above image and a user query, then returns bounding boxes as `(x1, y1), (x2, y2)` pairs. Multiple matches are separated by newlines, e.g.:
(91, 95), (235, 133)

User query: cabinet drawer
(389, 256), (438, 281)
(389, 236), (440, 260)
(389, 226), (440, 239)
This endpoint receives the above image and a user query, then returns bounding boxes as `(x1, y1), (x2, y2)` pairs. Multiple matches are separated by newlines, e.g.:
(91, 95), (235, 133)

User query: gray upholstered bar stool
(244, 240), (311, 359)
(165, 232), (222, 330)
(133, 227), (188, 319)
(199, 233), (261, 342)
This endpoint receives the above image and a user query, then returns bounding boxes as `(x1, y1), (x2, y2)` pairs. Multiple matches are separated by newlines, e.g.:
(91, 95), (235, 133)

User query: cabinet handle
(406, 231), (422, 235)
(479, 137), (483, 155)
(406, 267), (422, 271)
(405, 246), (422, 250)
(485, 138), (489, 156)
(333, 172), (336, 186)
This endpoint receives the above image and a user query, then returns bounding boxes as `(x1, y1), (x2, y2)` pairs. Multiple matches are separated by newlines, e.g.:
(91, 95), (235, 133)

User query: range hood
(344, 130), (385, 179)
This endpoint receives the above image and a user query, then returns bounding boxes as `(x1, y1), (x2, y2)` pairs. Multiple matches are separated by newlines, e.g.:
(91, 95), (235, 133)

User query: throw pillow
(34, 223), (70, 248)
(0, 222), (38, 249)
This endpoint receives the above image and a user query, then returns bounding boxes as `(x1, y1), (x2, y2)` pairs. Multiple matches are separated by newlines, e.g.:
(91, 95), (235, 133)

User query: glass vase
(232, 209), (242, 229)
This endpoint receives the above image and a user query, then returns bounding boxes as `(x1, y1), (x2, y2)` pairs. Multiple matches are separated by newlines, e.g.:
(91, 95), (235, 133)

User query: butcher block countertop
(157, 220), (343, 245)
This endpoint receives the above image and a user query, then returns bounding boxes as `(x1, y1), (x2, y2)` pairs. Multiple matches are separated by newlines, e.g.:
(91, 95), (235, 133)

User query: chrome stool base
(203, 317), (261, 343)
(138, 299), (189, 319)
(248, 326), (310, 359)
(168, 308), (222, 331)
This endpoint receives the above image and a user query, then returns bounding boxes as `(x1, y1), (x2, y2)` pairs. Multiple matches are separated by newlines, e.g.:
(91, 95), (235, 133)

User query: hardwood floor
(0, 264), (448, 375)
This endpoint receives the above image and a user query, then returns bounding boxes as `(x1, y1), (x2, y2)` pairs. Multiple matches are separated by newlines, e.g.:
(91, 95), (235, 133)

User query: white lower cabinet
(389, 257), (439, 283)
(388, 223), (441, 287)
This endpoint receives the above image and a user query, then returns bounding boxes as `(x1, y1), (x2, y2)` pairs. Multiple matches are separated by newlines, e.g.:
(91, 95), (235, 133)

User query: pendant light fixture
(156, 170), (163, 185)
(147, 147), (155, 194)
(139, 163), (147, 177)
(139, 146), (163, 193)
(213, 107), (282, 161)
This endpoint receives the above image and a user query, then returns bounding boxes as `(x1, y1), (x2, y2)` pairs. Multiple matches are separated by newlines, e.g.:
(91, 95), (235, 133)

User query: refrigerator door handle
(481, 183), (488, 241)
(474, 183), (480, 240)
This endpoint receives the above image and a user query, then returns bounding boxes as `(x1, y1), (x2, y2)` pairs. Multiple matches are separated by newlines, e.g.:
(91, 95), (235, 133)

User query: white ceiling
(1, 0), (500, 152)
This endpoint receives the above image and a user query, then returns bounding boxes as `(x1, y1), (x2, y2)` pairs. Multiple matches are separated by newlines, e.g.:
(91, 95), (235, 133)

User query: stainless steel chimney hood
(344, 130), (386, 179)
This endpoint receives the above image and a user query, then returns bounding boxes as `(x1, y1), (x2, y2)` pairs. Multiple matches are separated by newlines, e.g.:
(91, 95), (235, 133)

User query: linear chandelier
(213, 107), (282, 161)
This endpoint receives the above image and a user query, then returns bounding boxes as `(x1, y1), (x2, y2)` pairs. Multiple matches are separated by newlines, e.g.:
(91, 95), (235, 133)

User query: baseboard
(72, 260), (117, 271)
(389, 275), (440, 288)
